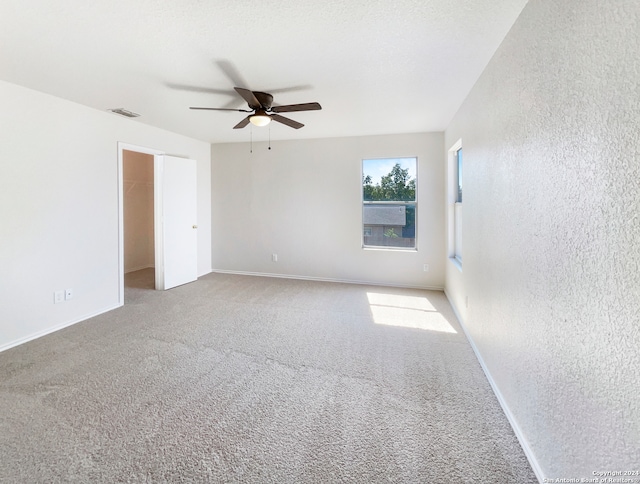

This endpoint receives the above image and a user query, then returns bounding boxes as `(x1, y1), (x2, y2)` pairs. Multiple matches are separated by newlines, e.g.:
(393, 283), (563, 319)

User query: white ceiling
(0, 0), (528, 144)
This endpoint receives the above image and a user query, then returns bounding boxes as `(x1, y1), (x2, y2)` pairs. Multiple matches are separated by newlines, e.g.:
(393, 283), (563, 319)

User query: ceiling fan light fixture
(249, 111), (271, 127)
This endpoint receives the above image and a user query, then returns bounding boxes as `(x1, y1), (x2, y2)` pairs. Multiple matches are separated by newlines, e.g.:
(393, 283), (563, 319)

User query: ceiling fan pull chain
(250, 125), (253, 153)
(268, 124), (271, 150)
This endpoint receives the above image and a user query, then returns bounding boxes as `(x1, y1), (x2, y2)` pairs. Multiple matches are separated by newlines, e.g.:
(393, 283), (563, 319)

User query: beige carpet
(0, 270), (536, 483)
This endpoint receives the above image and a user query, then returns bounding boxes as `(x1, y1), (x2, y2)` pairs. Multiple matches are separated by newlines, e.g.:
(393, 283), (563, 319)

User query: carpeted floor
(0, 270), (537, 483)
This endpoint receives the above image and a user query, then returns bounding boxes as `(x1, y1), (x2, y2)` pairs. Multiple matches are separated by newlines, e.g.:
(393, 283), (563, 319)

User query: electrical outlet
(423, 264), (429, 272)
(272, 254), (278, 262)
(65, 288), (73, 300)
(54, 291), (64, 304)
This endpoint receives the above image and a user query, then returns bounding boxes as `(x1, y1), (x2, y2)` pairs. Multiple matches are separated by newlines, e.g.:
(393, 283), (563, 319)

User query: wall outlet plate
(54, 291), (64, 304)
(65, 288), (73, 300)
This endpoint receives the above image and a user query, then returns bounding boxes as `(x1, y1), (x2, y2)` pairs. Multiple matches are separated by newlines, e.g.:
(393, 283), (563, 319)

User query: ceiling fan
(190, 87), (321, 129)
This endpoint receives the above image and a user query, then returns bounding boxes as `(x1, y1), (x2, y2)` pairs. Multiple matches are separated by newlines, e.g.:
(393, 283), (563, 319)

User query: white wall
(211, 133), (444, 289)
(123, 150), (154, 273)
(444, 0), (640, 479)
(0, 80), (212, 351)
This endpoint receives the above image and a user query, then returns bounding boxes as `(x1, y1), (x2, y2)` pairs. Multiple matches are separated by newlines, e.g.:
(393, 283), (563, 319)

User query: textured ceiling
(0, 0), (528, 143)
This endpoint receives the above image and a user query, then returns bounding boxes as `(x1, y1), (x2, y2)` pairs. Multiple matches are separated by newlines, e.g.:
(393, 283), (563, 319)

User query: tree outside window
(362, 158), (417, 249)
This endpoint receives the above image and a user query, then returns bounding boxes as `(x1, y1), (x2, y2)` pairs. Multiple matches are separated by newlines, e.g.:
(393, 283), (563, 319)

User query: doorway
(123, 150), (155, 292)
(118, 142), (164, 304)
(117, 142), (199, 306)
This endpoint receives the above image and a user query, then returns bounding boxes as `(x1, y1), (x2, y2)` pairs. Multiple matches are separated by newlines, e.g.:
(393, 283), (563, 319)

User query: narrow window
(454, 147), (462, 262)
(362, 158), (417, 249)
(457, 148), (463, 203)
(448, 141), (462, 266)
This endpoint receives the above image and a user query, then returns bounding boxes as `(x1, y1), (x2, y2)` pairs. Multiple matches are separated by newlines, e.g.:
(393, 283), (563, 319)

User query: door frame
(117, 142), (165, 304)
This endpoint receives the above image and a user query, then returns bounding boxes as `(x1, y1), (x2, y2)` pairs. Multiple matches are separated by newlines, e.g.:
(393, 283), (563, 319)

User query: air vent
(109, 108), (140, 118)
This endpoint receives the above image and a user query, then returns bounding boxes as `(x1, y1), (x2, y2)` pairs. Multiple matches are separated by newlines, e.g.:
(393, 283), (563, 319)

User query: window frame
(456, 148), (463, 204)
(448, 140), (463, 268)
(361, 157), (418, 251)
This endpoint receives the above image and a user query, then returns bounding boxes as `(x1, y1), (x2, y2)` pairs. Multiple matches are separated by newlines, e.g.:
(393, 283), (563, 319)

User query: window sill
(449, 257), (462, 272)
(363, 246), (418, 253)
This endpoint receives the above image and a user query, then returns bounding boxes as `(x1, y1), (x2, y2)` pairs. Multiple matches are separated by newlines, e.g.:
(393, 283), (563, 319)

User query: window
(448, 141), (462, 265)
(457, 148), (463, 203)
(362, 157), (417, 249)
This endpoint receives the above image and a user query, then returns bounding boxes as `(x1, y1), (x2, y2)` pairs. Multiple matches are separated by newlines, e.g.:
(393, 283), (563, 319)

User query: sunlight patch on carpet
(366, 293), (457, 333)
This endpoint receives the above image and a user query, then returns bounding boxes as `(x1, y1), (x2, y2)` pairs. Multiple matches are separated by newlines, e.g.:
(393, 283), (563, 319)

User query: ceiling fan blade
(267, 84), (313, 95)
(234, 87), (261, 109)
(215, 60), (248, 88)
(167, 83), (232, 96)
(271, 102), (322, 113)
(190, 107), (253, 112)
(271, 114), (304, 129)
(233, 116), (251, 129)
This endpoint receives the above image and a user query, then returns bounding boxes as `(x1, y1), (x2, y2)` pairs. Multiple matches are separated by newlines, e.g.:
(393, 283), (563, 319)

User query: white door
(156, 155), (198, 290)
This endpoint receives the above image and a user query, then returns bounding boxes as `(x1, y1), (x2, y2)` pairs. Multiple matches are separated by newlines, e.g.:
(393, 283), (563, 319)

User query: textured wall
(445, 0), (640, 479)
(211, 133), (445, 289)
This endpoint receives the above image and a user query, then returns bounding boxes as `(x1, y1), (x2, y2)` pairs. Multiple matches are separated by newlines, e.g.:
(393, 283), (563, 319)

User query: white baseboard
(0, 303), (122, 354)
(211, 269), (444, 291)
(443, 289), (544, 483)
